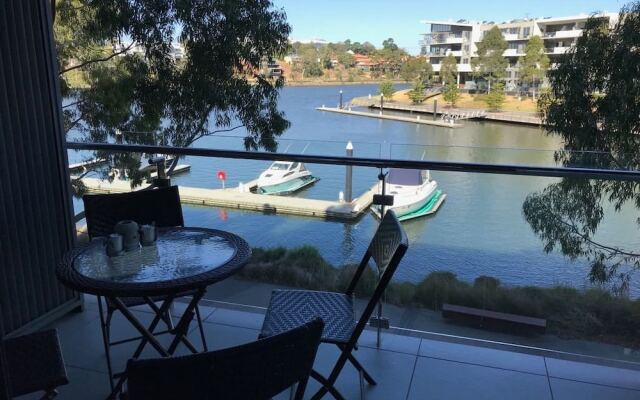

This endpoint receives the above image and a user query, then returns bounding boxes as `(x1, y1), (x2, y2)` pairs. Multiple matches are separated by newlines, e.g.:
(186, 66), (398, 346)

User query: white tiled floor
(16, 297), (640, 399)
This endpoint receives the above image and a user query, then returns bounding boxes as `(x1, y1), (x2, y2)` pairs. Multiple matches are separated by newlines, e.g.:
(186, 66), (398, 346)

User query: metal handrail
(65, 141), (640, 181)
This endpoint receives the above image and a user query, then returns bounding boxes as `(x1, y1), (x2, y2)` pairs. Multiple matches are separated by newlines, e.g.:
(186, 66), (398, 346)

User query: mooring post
(379, 93), (384, 115)
(339, 90), (343, 109)
(433, 99), (438, 121)
(345, 141), (353, 202)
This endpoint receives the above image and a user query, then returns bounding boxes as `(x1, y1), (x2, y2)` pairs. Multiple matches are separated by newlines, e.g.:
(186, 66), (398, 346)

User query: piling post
(433, 99), (438, 120)
(345, 141), (353, 202)
(339, 90), (343, 109)
(379, 94), (384, 115)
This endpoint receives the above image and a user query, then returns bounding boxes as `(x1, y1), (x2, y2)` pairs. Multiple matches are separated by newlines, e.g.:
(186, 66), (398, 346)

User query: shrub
(443, 82), (460, 107)
(239, 246), (640, 348)
(379, 80), (395, 100)
(484, 82), (505, 111)
(407, 81), (427, 104)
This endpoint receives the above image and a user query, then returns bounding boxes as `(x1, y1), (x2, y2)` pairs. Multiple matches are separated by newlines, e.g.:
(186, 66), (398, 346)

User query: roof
(388, 169), (425, 186)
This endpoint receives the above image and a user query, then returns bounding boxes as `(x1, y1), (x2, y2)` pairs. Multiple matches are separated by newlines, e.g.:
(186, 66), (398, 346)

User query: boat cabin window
(290, 162), (299, 170)
(271, 162), (290, 170)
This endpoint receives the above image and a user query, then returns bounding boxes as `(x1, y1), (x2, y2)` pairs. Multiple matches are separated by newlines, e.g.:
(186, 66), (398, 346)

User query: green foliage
(443, 82), (460, 107)
(240, 246), (640, 347)
(55, 0), (291, 189)
(439, 54), (458, 85)
(523, 3), (640, 292)
(338, 52), (356, 68)
(483, 82), (505, 111)
(471, 26), (508, 91)
(400, 57), (433, 83)
(375, 37), (408, 78)
(407, 81), (427, 104)
(304, 61), (324, 77)
(379, 80), (395, 99)
(518, 35), (550, 90)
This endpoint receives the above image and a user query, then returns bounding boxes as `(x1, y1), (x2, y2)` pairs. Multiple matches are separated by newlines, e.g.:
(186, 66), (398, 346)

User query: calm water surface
(70, 85), (640, 294)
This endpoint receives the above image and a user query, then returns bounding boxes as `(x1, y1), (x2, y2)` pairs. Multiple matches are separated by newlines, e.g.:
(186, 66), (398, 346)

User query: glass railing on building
(67, 138), (640, 369)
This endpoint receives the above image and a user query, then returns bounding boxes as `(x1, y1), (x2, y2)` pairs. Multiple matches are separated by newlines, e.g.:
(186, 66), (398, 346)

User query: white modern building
(420, 13), (618, 90)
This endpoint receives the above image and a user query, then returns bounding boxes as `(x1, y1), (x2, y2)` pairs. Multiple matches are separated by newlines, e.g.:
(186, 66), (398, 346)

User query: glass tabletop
(73, 229), (237, 284)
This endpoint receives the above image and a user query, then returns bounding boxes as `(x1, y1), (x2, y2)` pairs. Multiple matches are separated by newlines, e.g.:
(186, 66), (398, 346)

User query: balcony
(545, 46), (572, 54)
(426, 33), (465, 45)
(33, 292), (640, 399)
(544, 29), (583, 39)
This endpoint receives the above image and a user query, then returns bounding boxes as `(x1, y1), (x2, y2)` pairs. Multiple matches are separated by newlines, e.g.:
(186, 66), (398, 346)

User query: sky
(272, 0), (626, 54)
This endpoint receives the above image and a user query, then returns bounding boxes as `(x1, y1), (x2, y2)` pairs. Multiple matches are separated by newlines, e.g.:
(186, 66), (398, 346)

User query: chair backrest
(345, 210), (408, 340)
(126, 318), (324, 400)
(83, 186), (184, 239)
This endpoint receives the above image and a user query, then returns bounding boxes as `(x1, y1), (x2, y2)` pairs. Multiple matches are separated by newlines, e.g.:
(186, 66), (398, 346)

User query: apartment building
(420, 13), (618, 90)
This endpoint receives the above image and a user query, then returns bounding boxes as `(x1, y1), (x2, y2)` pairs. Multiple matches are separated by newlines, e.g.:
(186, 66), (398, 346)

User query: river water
(70, 84), (640, 294)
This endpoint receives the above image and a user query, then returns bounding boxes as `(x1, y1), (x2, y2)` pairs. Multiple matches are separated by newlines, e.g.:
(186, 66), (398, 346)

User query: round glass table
(56, 227), (251, 397)
(58, 227), (251, 297)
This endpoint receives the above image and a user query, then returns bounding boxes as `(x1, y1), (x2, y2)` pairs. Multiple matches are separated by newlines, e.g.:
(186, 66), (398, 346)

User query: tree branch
(60, 43), (134, 75)
(556, 217), (640, 258)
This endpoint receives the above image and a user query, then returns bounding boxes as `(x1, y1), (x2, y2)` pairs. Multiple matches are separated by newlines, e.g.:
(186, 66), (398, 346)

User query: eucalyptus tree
(471, 26), (508, 92)
(518, 35), (550, 99)
(55, 0), (291, 188)
(523, 3), (640, 293)
(439, 53), (458, 85)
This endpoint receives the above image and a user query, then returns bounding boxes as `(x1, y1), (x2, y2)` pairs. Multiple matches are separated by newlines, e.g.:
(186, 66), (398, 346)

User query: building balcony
(426, 33), (465, 45)
(32, 292), (640, 399)
(545, 46), (572, 54)
(543, 29), (583, 39)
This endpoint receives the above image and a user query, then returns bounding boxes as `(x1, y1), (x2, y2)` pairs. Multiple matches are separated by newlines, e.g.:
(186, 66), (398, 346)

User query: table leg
(167, 288), (207, 355)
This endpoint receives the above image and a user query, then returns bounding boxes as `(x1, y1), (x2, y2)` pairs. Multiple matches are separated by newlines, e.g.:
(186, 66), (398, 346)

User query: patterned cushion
(260, 290), (355, 344)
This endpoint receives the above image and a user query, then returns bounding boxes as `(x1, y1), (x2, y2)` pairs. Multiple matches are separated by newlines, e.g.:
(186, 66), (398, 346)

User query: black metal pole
(339, 90), (343, 109)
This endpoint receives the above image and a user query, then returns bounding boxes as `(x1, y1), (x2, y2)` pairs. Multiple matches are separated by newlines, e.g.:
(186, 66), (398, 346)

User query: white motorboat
(256, 161), (318, 195)
(373, 169), (445, 221)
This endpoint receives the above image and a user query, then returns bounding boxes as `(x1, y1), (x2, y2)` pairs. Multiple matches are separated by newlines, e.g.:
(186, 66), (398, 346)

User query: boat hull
(373, 181), (445, 221)
(257, 175), (319, 195)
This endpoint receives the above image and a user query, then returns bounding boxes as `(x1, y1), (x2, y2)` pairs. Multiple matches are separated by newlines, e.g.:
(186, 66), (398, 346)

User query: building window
(523, 27), (530, 37)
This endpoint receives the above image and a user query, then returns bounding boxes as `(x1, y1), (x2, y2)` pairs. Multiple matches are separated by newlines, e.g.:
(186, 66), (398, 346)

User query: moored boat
(256, 161), (318, 195)
(372, 169), (445, 221)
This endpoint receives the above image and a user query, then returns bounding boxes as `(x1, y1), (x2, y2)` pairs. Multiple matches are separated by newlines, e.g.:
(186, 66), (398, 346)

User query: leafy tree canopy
(400, 57), (433, 83)
(56, 0), (292, 188)
(408, 80), (427, 104)
(524, 3), (640, 293)
(379, 80), (395, 99)
(443, 82), (460, 107)
(471, 26), (508, 91)
(518, 35), (550, 89)
(440, 54), (458, 85)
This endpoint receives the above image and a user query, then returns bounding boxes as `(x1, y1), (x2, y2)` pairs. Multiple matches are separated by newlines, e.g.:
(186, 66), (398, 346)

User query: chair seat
(260, 290), (355, 344)
(4, 329), (68, 396)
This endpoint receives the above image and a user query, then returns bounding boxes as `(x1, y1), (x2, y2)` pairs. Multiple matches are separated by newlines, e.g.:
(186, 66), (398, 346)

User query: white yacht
(256, 161), (318, 195)
(373, 169), (445, 221)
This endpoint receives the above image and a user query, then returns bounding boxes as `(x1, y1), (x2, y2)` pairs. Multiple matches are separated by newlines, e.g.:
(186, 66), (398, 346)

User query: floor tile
(359, 329), (422, 355)
(306, 343), (417, 400)
(550, 378), (640, 400)
(545, 357), (640, 391)
(419, 338), (547, 375)
(408, 357), (552, 400)
(204, 307), (265, 330)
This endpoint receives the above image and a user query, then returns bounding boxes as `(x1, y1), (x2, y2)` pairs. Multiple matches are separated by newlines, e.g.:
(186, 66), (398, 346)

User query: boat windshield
(270, 162), (291, 171)
(388, 169), (425, 186)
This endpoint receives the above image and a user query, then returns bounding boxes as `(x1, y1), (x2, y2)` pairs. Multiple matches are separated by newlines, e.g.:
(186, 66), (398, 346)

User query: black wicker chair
(82, 186), (207, 388)
(259, 210), (408, 400)
(0, 329), (68, 399)
(126, 318), (324, 400)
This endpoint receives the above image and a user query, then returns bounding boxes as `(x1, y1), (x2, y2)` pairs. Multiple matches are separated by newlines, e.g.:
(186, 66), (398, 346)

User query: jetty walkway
(80, 177), (376, 220)
(316, 106), (464, 128)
